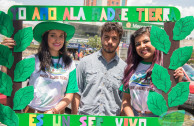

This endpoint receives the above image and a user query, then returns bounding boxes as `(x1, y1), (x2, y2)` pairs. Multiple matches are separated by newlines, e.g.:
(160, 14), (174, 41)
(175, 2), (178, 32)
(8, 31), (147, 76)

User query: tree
(87, 35), (101, 50)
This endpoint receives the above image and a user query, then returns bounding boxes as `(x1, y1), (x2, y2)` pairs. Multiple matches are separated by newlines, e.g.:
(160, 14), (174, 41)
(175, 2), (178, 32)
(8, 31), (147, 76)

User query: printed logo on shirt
(48, 63), (67, 75)
(40, 74), (68, 80)
(130, 70), (150, 86)
(129, 86), (154, 91)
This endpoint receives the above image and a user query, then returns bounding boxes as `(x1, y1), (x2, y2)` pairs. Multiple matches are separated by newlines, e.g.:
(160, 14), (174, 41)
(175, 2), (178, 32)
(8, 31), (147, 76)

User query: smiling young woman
(135, 33), (156, 62)
(2, 22), (79, 114)
(47, 30), (66, 57)
(120, 26), (184, 117)
(25, 22), (79, 114)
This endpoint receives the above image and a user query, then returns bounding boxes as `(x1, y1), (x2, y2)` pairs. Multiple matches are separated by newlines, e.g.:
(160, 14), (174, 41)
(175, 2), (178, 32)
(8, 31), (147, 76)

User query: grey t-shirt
(76, 50), (126, 116)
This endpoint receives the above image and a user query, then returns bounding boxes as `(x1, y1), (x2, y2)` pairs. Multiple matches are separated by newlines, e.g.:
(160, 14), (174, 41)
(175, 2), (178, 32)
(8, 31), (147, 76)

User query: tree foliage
(87, 35), (101, 50)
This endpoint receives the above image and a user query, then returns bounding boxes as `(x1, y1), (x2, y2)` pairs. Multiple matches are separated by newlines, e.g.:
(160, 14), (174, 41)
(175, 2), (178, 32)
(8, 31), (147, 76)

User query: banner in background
(123, 22), (164, 30)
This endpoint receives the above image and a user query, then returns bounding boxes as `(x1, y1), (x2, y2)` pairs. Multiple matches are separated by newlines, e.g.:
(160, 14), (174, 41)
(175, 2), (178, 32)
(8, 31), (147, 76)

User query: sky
(1, 0), (193, 17)
(0, 0), (194, 37)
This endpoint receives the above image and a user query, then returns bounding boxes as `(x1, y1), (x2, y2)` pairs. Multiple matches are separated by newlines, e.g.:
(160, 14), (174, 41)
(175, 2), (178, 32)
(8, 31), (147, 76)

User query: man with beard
(71, 22), (126, 116)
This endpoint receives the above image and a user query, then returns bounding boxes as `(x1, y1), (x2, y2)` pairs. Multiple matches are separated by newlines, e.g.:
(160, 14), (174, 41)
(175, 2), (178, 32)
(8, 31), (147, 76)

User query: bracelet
(51, 108), (58, 114)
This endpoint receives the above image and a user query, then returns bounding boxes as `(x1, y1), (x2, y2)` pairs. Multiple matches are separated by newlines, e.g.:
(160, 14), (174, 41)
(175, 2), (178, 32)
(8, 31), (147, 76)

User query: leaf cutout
(147, 91), (168, 116)
(169, 46), (193, 70)
(159, 110), (185, 126)
(151, 64), (171, 93)
(0, 71), (13, 96)
(0, 11), (14, 37)
(168, 82), (190, 107)
(13, 86), (34, 110)
(173, 16), (194, 40)
(14, 27), (33, 52)
(0, 44), (14, 69)
(150, 25), (171, 54)
(0, 104), (19, 126)
(14, 58), (35, 82)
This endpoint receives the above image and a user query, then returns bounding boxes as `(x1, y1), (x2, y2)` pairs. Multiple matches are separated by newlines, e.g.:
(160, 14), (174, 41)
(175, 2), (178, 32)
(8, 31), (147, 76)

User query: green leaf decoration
(147, 91), (168, 116)
(168, 82), (190, 107)
(0, 71), (13, 96)
(14, 27), (33, 52)
(0, 11), (14, 37)
(151, 64), (171, 93)
(173, 16), (194, 40)
(150, 25), (171, 54)
(13, 86), (34, 110)
(0, 44), (14, 69)
(14, 58), (35, 82)
(159, 110), (185, 126)
(0, 104), (19, 126)
(169, 46), (193, 70)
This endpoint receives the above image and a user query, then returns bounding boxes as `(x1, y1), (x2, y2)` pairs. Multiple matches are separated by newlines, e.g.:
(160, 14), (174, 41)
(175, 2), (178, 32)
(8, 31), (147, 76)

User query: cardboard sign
(1, 5), (192, 126)
(17, 113), (160, 126)
(7, 6), (181, 22)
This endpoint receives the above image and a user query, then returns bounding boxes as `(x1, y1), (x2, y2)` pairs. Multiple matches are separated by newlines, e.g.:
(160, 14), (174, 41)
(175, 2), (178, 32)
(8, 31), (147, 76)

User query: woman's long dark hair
(37, 31), (72, 72)
(123, 27), (163, 89)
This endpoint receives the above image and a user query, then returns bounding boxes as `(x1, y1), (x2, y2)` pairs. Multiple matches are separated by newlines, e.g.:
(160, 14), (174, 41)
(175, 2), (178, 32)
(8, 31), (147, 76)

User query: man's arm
(71, 59), (85, 114)
(71, 93), (80, 114)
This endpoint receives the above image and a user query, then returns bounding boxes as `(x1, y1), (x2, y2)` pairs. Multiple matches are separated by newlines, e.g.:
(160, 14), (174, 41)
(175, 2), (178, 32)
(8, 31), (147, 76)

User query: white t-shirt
(28, 55), (77, 111)
(126, 62), (161, 113)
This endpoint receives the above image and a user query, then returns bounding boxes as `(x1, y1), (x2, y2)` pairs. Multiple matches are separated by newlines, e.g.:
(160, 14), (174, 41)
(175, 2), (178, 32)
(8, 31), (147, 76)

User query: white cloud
(0, 0), (22, 13)
(127, 0), (153, 6)
(175, 6), (194, 18)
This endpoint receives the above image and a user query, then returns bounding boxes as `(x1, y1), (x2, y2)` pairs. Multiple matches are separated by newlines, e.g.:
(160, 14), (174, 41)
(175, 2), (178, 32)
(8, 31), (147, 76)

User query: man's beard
(102, 44), (118, 53)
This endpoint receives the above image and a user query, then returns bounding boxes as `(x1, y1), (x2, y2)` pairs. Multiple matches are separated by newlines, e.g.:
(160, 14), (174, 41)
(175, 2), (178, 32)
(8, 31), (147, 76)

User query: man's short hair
(101, 22), (123, 40)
